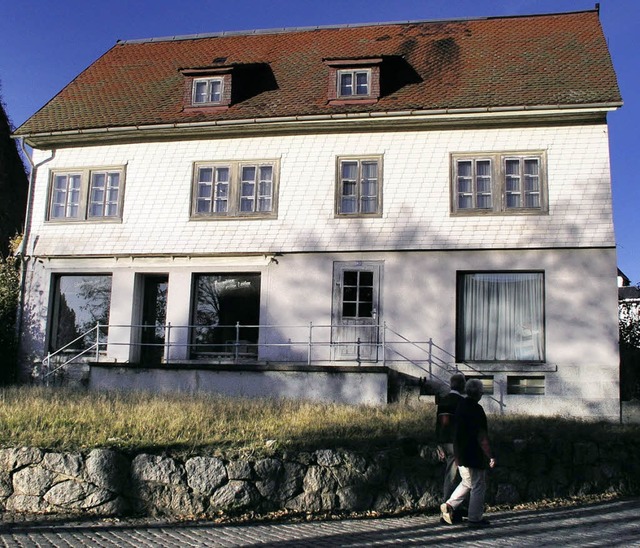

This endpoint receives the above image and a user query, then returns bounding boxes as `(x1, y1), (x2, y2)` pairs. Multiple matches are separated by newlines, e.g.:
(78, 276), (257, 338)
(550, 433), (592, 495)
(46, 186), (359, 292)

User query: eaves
(15, 102), (622, 149)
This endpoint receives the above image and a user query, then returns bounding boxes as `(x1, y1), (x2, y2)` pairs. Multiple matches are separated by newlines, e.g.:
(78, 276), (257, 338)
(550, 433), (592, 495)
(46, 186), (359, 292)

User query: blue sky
(1, 0), (637, 282)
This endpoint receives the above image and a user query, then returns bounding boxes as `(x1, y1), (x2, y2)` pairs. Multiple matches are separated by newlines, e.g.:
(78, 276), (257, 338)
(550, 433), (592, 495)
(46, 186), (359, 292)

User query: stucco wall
(28, 123), (614, 257)
(20, 247), (620, 419)
(20, 121), (619, 418)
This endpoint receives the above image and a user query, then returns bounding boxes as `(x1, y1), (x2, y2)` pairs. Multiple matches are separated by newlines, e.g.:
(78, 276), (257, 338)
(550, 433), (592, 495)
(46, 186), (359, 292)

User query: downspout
(15, 139), (54, 343)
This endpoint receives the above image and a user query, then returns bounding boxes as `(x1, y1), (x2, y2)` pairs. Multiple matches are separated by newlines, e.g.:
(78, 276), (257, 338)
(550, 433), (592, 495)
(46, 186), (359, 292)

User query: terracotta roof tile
(16, 10), (621, 137)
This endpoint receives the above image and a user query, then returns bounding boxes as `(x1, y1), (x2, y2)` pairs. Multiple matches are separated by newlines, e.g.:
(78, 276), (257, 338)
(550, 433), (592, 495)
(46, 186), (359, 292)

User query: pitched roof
(15, 9), (621, 141)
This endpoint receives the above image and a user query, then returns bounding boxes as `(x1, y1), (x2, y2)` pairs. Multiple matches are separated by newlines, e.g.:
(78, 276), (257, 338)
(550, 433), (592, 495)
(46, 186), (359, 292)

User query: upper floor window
(192, 77), (223, 104)
(181, 67), (232, 109)
(48, 167), (125, 221)
(192, 160), (278, 219)
(338, 69), (371, 98)
(336, 156), (382, 216)
(451, 152), (547, 214)
(324, 58), (381, 105)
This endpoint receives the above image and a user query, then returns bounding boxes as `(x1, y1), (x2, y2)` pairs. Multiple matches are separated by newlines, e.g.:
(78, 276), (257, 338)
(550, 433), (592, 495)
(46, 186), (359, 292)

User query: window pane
(340, 73), (353, 96)
(341, 161), (357, 180)
(209, 80), (222, 102)
(343, 286), (357, 301)
(342, 303), (357, 317)
(199, 168), (213, 183)
(341, 197), (356, 213)
(51, 275), (112, 351)
(191, 273), (261, 357)
(194, 81), (208, 103)
(459, 272), (544, 362)
(359, 271), (373, 286)
(355, 72), (369, 95)
(362, 161), (378, 180)
(360, 197), (377, 213)
(344, 271), (358, 285)
(214, 167), (229, 212)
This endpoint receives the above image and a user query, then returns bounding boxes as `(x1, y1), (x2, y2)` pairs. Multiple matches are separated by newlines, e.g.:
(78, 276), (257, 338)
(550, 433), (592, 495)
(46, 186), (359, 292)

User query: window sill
(457, 362), (557, 373)
(189, 213), (278, 221)
(450, 209), (548, 217)
(328, 98), (378, 106)
(183, 105), (230, 113)
(45, 218), (123, 224)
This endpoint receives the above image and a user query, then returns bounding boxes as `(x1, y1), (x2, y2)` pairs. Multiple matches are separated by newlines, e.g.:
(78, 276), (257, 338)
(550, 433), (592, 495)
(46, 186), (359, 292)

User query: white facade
(19, 121), (620, 418)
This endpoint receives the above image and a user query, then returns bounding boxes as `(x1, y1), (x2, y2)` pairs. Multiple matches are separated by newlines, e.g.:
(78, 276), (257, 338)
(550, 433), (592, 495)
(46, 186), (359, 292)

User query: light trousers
(446, 465), (487, 522)
(440, 443), (458, 501)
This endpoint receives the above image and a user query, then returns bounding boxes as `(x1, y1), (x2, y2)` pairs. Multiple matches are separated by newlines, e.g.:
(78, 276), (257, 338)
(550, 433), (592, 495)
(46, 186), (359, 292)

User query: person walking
(440, 378), (496, 528)
(435, 372), (466, 518)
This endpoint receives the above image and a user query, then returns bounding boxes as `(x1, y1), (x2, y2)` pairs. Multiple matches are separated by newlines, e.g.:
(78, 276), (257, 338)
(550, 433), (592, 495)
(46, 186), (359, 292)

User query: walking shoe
(467, 518), (491, 528)
(440, 503), (454, 525)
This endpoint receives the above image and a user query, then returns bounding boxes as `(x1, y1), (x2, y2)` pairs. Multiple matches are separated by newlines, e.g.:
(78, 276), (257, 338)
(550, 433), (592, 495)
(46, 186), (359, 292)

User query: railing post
(428, 337), (433, 378)
(307, 322), (313, 366)
(235, 321), (240, 362)
(43, 353), (50, 386)
(95, 322), (100, 362)
(356, 337), (361, 365)
(165, 322), (172, 364)
(382, 322), (386, 368)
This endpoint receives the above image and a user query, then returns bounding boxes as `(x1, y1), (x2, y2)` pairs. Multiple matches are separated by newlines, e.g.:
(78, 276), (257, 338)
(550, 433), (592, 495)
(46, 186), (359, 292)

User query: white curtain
(461, 273), (544, 361)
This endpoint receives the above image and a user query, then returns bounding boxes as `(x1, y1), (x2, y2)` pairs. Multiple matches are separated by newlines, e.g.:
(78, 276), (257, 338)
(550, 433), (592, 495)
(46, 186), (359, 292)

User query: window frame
(456, 270), (546, 364)
(450, 151), (547, 215)
(337, 69), (372, 98)
(47, 166), (126, 222)
(192, 77), (224, 105)
(191, 159), (279, 220)
(335, 155), (383, 217)
(48, 273), (113, 352)
(189, 272), (261, 359)
(507, 375), (545, 395)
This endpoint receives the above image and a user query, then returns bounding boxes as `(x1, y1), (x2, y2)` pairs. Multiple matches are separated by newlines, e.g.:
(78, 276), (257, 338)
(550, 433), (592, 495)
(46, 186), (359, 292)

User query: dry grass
(1, 387), (636, 459)
(0, 386), (433, 457)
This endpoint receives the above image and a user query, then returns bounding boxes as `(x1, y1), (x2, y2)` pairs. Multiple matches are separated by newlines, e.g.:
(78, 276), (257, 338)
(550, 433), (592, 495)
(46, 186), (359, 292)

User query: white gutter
(15, 102), (622, 145)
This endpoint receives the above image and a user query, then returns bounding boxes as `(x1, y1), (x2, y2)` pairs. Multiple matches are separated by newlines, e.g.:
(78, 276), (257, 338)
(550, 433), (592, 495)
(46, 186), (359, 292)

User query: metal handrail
(40, 321), (506, 407)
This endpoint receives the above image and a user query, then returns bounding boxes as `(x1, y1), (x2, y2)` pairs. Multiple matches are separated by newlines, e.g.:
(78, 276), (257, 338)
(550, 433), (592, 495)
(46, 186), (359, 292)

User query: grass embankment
(0, 386), (429, 457)
(0, 386), (637, 459)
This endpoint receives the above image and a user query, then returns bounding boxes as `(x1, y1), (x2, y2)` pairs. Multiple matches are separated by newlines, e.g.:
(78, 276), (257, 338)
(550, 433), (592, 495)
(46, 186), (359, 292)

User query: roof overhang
(14, 102), (622, 149)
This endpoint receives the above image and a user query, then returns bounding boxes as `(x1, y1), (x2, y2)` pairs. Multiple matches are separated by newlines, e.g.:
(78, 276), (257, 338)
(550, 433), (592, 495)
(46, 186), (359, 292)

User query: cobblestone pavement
(1, 498), (639, 547)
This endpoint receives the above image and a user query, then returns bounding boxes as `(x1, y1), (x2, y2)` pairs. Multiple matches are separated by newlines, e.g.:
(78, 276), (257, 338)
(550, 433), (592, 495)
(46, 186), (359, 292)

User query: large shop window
(49, 275), (112, 351)
(457, 272), (544, 362)
(190, 273), (261, 358)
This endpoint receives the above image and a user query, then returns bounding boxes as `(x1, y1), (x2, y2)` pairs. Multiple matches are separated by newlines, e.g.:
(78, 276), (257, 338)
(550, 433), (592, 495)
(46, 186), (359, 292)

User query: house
(13, 8), (622, 418)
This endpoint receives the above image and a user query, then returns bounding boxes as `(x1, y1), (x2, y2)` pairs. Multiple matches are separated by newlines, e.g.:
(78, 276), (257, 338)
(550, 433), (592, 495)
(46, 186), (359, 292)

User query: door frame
(331, 261), (383, 362)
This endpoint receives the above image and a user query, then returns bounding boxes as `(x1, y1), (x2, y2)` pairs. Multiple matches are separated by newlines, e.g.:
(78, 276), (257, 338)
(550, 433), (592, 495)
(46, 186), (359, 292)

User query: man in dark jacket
(435, 373), (466, 504)
(440, 379), (496, 528)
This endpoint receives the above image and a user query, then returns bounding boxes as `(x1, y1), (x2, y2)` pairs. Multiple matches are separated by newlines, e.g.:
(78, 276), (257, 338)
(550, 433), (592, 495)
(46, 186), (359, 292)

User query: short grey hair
(450, 373), (466, 392)
(465, 378), (484, 400)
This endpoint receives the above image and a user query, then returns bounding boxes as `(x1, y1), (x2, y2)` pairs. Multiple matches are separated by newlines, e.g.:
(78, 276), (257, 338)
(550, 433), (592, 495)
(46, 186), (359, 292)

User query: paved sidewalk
(1, 498), (639, 547)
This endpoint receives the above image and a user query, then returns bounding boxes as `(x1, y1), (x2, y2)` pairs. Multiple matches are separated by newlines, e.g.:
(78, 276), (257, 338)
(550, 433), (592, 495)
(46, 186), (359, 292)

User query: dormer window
(181, 67), (232, 110)
(324, 58), (382, 105)
(193, 78), (223, 104)
(338, 69), (371, 97)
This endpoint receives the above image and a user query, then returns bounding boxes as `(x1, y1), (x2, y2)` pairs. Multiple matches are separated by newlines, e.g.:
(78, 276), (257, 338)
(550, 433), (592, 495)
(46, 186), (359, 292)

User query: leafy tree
(0, 236), (20, 383)
(0, 86), (28, 257)
(620, 298), (640, 349)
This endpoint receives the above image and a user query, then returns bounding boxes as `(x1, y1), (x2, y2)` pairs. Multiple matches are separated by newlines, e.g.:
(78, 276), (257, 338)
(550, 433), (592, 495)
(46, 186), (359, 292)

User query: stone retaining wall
(1, 439), (639, 518)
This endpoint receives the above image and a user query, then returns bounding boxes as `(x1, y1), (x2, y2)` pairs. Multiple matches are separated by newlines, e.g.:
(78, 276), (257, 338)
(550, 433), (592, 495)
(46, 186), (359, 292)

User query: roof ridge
(116, 8), (597, 45)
